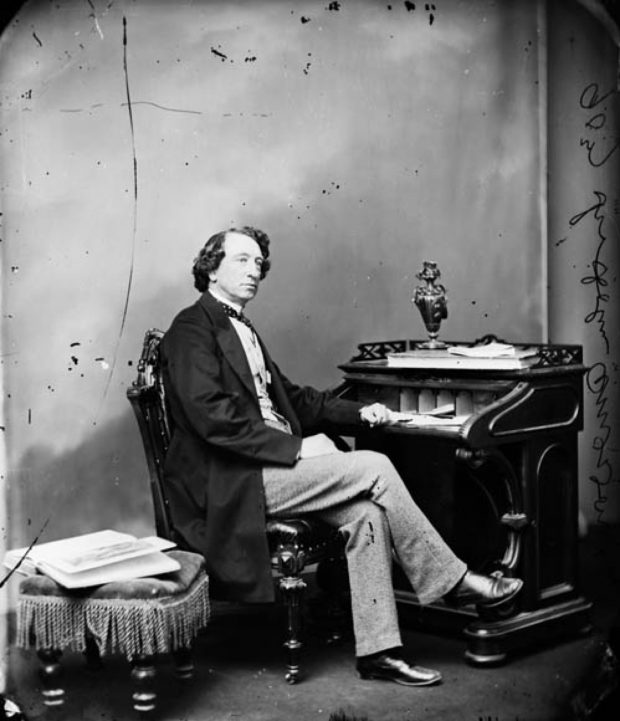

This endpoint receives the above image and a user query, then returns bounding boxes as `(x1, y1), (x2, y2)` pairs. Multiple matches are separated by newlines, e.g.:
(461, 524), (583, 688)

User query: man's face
(209, 231), (264, 307)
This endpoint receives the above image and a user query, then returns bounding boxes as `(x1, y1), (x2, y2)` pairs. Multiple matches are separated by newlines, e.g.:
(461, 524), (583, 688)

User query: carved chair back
(126, 328), (178, 543)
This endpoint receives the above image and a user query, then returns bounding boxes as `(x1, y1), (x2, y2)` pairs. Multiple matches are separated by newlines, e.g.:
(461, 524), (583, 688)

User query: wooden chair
(126, 328), (346, 684)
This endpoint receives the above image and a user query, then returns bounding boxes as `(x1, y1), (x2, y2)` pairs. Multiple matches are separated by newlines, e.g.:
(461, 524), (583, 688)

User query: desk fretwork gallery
(338, 339), (592, 664)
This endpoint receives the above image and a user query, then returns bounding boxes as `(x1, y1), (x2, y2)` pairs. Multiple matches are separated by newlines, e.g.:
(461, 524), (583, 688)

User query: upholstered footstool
(16, 550), (210, 717)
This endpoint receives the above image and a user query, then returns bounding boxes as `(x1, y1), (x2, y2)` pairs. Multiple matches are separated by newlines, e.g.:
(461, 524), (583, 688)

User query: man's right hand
(298, 433), (342, 459)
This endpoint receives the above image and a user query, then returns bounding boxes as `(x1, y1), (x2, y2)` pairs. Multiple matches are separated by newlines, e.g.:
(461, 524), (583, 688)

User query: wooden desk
(337, 339), (592, 664)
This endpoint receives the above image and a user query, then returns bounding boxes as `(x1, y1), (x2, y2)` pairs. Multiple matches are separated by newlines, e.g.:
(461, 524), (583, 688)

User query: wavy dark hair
(192, 226), (272, 292)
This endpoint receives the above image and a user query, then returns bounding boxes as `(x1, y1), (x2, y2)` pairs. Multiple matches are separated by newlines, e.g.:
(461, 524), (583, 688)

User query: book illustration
(54, 539), (156, 571)
(47, 536), (174, 574)
(34, 551), (181, 589)
(3, 529), (179, 588)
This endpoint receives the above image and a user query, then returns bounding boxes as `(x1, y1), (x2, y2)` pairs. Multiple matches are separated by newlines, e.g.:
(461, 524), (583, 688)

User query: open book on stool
(3, 529), (180, 589)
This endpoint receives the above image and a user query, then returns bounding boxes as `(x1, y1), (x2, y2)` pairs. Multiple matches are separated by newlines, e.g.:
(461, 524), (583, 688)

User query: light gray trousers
(262, 449), (467, 657)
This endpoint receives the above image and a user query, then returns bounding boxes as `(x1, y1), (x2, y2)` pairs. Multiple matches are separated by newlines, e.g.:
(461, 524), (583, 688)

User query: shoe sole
(358, 671), (443, 686)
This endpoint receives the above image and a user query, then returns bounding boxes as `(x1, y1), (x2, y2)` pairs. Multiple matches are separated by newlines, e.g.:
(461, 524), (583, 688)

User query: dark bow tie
(216, 299), (255, 331)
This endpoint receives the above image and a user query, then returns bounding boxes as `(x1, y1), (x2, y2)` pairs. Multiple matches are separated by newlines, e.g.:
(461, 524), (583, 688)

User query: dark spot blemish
(210, 46), (227, 62)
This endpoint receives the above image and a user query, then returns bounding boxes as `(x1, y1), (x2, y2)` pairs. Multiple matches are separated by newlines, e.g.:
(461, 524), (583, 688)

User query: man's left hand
(359, 403), (394, 427)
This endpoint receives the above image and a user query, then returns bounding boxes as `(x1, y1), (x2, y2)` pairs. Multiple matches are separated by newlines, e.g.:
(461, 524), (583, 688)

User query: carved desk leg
(455, 447), (527, 665)
(37, 648), (65, 708)
(131, 654), (157, 717)
(276, 545), (307, 684)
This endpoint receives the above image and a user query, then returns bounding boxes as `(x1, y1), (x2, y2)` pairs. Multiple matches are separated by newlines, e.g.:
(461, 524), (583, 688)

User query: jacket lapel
(198, 292), (257, 400)
(198, 291), (302, 436)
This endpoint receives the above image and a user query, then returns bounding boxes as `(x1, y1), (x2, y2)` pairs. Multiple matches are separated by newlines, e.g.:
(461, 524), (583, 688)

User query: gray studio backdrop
(1, 0), (618, 558)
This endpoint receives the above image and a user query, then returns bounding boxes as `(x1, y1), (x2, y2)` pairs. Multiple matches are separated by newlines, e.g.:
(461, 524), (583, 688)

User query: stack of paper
(447, 342), (538, 359)
(391, 414), (469, 428)
(389, 409), (469, 427)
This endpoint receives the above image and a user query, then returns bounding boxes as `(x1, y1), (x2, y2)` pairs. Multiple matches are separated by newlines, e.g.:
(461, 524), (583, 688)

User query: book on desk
(3, 529), (180, 588)
(386, 342), (539, 370)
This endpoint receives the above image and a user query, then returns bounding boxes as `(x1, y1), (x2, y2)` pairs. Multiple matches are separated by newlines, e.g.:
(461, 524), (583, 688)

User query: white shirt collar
(209, 289), (244, 315)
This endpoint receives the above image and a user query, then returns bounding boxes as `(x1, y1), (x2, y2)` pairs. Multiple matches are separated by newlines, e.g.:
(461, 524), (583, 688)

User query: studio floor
(4, 525), (620, 721)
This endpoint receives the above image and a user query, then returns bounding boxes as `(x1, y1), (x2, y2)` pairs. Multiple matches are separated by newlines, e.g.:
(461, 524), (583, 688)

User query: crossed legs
(262, 449), (467, 656)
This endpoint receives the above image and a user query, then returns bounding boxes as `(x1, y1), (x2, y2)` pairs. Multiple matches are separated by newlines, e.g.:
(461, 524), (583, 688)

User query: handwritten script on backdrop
(567, 82), (619, 523)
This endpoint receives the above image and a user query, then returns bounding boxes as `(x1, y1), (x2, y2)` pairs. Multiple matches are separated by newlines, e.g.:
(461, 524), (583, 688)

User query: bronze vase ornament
(413, 261), (448, 349)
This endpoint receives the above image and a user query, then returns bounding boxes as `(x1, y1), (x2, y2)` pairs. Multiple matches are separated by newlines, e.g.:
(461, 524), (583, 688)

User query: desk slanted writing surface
(337, 340), (592, 664)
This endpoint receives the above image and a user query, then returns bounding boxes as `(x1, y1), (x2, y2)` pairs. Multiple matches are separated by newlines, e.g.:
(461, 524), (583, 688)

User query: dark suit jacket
(160, 291), (364, 602)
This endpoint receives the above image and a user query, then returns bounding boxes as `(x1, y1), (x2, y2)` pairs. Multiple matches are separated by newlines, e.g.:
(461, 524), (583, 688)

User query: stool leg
(37, 648), (64, 708)
(173, 647), (195, 680)
(279, 576), (306, 685)
(84, 634), (104, 671)
(130, 654), (157, 717)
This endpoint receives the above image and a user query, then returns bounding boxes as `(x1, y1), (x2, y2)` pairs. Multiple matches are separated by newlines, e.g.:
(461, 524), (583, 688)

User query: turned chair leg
(37, 648), (65, 709)
(130, 654), (157, 717)
(279, 575), (307, 684)
(275, 545), (309, 683)
(172, 647), (195, 680)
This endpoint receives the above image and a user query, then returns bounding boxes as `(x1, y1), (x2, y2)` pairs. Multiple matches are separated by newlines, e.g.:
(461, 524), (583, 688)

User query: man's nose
(248, 265), (261, 279)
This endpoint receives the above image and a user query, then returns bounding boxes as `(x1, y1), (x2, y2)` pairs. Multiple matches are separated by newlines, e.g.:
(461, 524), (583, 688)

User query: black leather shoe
(356, 653), (442, 686)
(445, 571), (523, 609)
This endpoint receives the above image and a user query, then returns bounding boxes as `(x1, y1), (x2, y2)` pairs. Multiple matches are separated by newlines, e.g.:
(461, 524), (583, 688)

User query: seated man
(160, 226), (523, 686)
